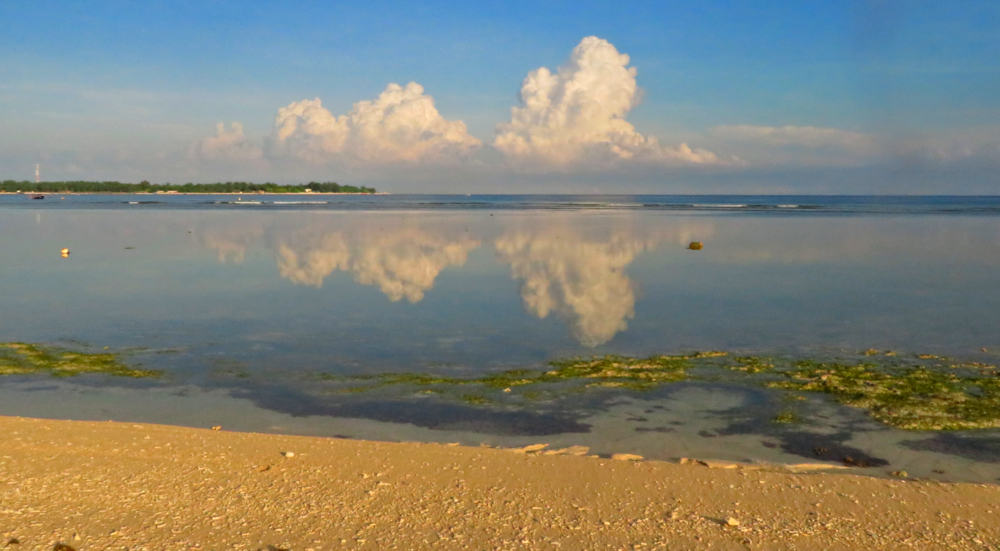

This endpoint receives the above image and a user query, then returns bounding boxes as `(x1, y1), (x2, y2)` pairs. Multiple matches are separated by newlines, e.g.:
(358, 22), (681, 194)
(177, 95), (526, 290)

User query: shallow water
(2, 194), (1000, 483)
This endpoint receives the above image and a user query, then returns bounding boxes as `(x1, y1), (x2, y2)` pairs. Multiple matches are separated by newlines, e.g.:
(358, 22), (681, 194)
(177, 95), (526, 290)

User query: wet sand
(1, 415), (998, 550)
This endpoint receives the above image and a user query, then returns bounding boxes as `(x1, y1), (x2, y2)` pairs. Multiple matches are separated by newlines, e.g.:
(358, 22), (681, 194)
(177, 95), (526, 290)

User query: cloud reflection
(199, 225), (263, 264)
(276, 228), (479, 302)
(495, 227), (654, 347)
(192, 214), (715, 345)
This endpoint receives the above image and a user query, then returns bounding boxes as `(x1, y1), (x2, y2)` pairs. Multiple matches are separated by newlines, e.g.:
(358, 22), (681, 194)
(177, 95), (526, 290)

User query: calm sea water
(2, 194), (1000, 482)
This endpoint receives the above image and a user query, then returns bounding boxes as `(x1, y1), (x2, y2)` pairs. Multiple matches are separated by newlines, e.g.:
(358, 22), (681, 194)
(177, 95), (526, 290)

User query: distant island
(0, 180), (376, 194)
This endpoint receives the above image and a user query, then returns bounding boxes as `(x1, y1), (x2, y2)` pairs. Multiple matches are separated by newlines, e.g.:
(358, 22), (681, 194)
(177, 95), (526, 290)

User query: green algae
(322, 353), (716, 397)
(460, 394), (491, 405)
(9, 338), (996, 432)
(772, 410), (803, 424)
(731, 356), (775, 374)
(765, 360), (1000, 431)
(0, 342), (160, 378)
(314, 350), (1000, 431)
(544, 353), (703, 384)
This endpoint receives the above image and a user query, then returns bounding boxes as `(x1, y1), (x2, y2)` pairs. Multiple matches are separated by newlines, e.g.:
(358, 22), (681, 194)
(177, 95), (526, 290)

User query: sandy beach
(1, 416), (998, 550)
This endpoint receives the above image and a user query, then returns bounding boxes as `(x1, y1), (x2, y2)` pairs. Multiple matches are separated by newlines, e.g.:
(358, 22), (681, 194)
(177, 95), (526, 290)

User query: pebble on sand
(511, 444), (549, 454)
(611, 453), (644, 461)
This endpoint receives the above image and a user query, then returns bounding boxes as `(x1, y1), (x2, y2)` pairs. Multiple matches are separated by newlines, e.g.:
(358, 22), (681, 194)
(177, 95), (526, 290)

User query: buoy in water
(60, 248), (70, 257)
(687, 242), (703, 250)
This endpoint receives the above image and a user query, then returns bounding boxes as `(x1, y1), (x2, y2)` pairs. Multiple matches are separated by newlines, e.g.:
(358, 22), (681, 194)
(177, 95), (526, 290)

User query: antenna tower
(35, 164), (40, 183)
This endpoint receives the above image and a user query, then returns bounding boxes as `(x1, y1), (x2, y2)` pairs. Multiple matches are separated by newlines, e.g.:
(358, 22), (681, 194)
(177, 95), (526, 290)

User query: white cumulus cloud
(188, 122), (264, 163)
(494, 36), (721, 168)
(269, 82), (481, 165)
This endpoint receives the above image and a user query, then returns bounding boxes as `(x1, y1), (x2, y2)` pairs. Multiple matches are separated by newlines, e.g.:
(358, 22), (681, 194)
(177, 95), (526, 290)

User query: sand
(1, 416), (997, 550)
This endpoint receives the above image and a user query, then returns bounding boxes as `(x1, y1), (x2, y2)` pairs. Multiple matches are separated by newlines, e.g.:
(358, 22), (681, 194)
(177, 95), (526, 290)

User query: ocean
(2, 194), (999, 482)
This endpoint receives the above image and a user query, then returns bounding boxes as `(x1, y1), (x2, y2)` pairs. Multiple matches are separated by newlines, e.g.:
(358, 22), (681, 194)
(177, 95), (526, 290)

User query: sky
(1, 0), (998, 193)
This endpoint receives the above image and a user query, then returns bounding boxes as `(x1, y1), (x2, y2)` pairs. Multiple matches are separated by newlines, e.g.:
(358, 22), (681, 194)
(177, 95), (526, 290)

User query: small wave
(272, 201), (329, 205)
(692, 204), (748, 208)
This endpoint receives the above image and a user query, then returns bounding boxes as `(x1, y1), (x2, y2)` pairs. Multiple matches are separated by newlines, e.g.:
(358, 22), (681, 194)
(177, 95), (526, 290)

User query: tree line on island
(0, 180), (376, 194)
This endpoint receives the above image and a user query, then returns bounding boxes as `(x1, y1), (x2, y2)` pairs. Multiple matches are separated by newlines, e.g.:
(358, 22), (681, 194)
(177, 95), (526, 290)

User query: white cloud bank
(890, 132), (1000, 164)
(191, 37), (982, 178)
(704, 125), (880, 166)
(709, 125), (875, 150)
(188, 122), (264, 163)
(494, 36), (721, 168)
(268, 82), (480, 165)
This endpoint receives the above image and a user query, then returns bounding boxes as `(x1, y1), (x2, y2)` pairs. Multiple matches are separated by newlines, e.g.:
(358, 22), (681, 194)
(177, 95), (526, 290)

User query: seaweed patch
(322, 353), (720, 395)
(0, 343), (160, 378)
(763, 359), (1000, 431)
(316, 349), (1000, 431)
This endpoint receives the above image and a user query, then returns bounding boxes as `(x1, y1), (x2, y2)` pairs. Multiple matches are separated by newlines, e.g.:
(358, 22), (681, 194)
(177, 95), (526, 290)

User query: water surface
(2, 194), (999, 482)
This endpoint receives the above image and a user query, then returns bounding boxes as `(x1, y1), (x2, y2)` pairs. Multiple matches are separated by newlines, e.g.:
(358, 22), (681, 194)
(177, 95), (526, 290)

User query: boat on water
(30, 194), (44, 200)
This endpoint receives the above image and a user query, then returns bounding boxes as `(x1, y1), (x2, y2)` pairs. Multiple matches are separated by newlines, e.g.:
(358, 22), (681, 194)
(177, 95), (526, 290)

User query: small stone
(543, 446), (590, 456)
(726, 517), (740, 527)
(687, 242), (703, 250)
(211, 426), (222, 431)
(611, 453), (644, 461)
(52, 545), (76, 551)
(281, 451), (294, 458)
(892, 470), (907, 478)
(511, 444), (548, 454)
(700, 460), (741, 469)
(6, 538), (19, 546)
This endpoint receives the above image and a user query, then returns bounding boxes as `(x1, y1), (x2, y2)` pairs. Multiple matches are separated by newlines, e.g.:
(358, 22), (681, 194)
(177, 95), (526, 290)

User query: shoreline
(0, 191), (387, 195)
(2, 415), (997, 549)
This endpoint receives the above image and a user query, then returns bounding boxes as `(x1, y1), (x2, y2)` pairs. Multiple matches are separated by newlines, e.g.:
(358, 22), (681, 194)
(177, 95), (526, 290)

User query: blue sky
(1, 1), (998, 192)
